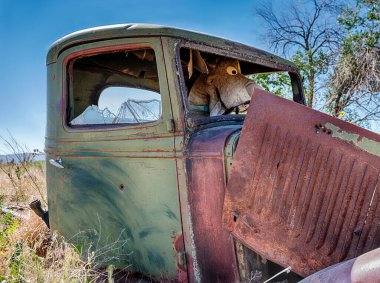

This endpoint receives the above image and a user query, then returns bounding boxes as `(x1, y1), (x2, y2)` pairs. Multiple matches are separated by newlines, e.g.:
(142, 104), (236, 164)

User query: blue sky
(3, 1), (375, 154)
(0, 0), (271, 152)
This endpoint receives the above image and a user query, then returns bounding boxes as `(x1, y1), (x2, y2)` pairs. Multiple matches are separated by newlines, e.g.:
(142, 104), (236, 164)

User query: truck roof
(47, 23), (297, 71)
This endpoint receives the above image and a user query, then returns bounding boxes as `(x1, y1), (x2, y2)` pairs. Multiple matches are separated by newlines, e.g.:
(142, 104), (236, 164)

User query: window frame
(60, 40), (169, 133)
(174, 42), (305, 127)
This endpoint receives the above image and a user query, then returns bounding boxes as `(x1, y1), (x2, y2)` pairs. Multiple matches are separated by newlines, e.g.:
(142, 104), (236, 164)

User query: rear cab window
(67, 48), (161, 127)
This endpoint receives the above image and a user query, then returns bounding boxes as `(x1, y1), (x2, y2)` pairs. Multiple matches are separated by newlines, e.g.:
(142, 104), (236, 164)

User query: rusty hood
(223, 89), (380, 277)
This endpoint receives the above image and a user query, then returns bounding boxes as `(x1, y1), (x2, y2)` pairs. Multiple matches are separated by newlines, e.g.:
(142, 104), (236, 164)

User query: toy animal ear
(188, 49), (209, 78)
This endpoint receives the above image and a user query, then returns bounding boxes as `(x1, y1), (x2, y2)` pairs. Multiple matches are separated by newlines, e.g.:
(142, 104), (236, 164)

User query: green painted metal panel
(50, 156), (181, 276)
(46, 36), (182, 278)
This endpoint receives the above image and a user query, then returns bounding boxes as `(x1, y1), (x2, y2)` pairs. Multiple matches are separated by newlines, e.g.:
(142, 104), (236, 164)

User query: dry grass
(1, 212), (105, 282)
(0, 160), (109, 282)
(0, 135), (140, 282)
(0, 161), (46, 205)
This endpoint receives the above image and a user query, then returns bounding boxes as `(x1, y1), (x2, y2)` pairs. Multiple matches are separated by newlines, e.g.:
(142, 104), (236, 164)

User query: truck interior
(179, 47), (303, 121)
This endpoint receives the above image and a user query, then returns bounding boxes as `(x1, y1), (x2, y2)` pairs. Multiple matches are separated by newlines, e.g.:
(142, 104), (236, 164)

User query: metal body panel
(301, 247), (380, 282)
(50, 156), (181, 274)
(223, 89), (380, 276)
(46, 37), (183, 279)
(184, 125), (241, 283)
(47, 24), (296, 73)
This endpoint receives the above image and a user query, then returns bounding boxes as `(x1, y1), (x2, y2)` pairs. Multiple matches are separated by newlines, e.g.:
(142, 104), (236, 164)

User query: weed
(0, 210), (20, 249)
(0, 135), (135, 282)
(0, 134), (46, 205)
(0, 135), (106, 282)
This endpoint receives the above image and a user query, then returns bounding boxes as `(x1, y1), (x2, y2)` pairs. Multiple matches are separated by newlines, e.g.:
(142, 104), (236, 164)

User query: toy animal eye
(226, 66), (238, 75)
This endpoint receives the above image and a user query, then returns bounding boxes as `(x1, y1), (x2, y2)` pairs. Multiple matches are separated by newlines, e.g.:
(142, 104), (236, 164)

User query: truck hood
(223, 89), (380, 276)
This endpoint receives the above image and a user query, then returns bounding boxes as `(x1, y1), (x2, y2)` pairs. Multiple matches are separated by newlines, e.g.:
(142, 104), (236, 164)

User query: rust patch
(186, 126), (241, 282)
(173, 233), (188, 282)
(223, 89), (380, 276)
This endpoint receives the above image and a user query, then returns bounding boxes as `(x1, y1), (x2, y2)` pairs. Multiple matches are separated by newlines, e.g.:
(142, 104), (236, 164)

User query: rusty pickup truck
(44, 24), (380, 282)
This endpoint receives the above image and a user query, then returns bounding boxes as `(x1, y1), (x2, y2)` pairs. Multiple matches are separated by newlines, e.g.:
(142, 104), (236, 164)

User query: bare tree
(328, 48), (380, 123)
(256, 0), (341, 108)
(326, 0), (380, 127)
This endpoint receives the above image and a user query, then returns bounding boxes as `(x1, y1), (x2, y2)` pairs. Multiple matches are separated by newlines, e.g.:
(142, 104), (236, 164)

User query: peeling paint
(188, 204), (201, 283)
(325, 123), (380, 157)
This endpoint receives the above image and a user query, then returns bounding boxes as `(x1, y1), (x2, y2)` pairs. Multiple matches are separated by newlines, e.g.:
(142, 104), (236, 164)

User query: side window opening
(179, 48), (297, 119)
(68, 48), (161, 126)
(249, 72), (293, 100)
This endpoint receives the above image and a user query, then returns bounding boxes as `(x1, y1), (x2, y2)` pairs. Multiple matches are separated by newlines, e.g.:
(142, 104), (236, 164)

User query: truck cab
(46, 24), (380, 282)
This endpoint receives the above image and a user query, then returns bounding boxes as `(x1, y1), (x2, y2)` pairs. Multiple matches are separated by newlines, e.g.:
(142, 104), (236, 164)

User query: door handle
(49, 158), (64, 169)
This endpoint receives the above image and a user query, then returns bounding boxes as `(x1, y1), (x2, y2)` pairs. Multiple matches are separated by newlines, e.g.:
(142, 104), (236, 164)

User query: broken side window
(67, 48), (161, 126)
(179, 48), (297, 119)
(248, 72), (292, 100)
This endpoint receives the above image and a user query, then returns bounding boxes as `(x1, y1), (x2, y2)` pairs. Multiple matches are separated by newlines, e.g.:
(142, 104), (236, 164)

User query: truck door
(46, 38), (182, 279)
(223, 89), (380, 277)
